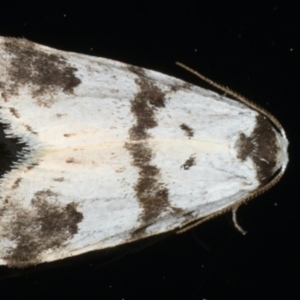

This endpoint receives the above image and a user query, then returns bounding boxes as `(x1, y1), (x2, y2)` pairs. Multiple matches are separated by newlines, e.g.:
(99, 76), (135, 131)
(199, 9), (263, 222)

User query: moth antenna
(176, 62), (285, 135)
(232, 206), (247, 235)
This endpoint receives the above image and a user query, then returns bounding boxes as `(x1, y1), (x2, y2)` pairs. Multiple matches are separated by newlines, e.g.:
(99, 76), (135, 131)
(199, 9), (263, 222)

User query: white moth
(0, 37), (288, 268)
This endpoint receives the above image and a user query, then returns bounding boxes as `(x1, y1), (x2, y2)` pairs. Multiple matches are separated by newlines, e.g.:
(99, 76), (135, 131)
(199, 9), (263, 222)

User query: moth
(0, 37), (288, 267)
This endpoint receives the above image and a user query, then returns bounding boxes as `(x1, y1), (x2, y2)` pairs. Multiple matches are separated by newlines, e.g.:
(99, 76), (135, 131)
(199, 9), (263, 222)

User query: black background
(0, 2), (298, 299)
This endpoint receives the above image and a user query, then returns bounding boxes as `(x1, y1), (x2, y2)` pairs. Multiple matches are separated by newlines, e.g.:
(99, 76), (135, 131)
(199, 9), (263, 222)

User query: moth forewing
(0, 37), (288, 267)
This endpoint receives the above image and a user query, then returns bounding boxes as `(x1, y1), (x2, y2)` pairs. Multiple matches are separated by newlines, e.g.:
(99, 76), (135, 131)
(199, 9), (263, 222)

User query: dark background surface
(0, 2), (298, 299)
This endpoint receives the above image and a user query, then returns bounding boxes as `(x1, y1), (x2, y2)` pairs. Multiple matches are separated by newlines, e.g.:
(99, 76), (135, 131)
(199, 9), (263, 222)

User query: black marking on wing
(1, 189), (83, 267)
(235, 115), (279, 184)
(181, 155), (196, 170)
(11, 178), (22, 189)
(124, 142), (170, 226)
(125, 69), (180, 237)
(2, 38), (81, 103)
(9, 108), (20, 118)
(180, 123), (194, 138)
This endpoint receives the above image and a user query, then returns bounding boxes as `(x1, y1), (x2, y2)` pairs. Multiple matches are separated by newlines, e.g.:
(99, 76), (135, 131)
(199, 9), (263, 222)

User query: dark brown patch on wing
(181, 155), (196, 170)
(125, 70), (180, 237)
(125, 142), (170, 227)
(26, 163), (39, 171)
(53, 177), (65, 182)
(64, 133), (76, 137)
(235, 115), (279, 184)
(2, 189), (83, 267)
(180, 123), (194, 138)
(12, 178), (22, 189)
(24, 124), (38, 135)
(66, 157), (75, 163)
(9, 107), (20, 118)
(0, 82), (8, 102)
(3, 38), (81, 98)
(128, 76), (166, 140)
(56, 113), (65, 118)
